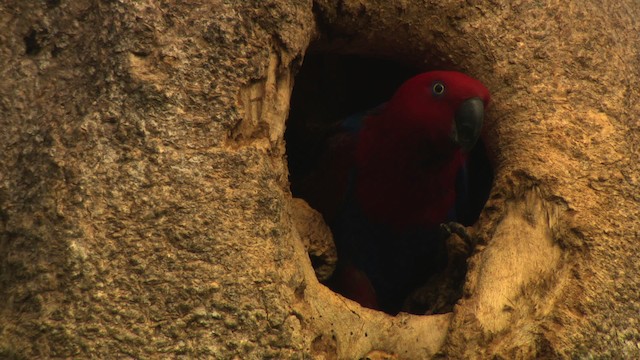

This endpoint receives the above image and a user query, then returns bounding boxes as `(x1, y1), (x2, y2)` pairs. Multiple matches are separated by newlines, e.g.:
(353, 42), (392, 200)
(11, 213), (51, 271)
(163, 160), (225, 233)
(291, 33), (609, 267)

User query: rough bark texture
(1, 1), (639, 359)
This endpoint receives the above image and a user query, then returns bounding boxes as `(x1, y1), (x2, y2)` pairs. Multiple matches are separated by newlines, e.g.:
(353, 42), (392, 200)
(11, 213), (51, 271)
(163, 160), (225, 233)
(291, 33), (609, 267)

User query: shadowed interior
(286, 52), (493, 314)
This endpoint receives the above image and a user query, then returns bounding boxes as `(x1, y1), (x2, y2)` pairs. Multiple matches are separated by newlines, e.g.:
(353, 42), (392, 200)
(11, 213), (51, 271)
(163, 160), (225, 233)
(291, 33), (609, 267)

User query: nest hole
(286, 52), (493, 315)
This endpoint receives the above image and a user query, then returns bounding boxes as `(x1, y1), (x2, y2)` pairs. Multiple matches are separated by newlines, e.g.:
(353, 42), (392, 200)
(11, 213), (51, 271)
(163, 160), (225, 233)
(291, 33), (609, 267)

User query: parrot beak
(452, 97), (484, 152)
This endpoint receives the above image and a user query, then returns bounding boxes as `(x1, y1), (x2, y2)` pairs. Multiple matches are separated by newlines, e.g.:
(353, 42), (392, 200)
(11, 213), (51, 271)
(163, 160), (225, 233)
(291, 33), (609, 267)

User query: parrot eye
(432, 82), (446, 96)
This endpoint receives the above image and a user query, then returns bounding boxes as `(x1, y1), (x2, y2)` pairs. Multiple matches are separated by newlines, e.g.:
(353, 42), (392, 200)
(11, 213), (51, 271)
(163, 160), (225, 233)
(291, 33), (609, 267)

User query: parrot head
(354, 71), (490, 229)
(383, 71), (490, 153)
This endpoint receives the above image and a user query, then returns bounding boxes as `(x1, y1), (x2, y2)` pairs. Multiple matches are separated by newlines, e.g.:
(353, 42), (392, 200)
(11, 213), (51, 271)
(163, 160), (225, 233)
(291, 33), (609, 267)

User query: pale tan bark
(1, 1), (639, 358)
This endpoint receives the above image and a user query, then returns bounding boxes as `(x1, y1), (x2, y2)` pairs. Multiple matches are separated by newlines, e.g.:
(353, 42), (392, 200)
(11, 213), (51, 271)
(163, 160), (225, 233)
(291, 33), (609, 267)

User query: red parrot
(294, 71), (490, 314)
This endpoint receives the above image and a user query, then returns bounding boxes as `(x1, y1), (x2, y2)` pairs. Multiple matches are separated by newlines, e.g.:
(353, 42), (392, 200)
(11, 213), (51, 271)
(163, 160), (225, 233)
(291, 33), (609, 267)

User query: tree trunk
(1, 1), (639, 358)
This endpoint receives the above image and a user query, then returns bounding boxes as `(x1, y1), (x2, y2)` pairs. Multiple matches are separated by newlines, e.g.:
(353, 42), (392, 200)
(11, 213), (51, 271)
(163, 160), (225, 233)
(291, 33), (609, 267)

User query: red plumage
(296, 71), (490, 313)
(355, 71), (489, 229)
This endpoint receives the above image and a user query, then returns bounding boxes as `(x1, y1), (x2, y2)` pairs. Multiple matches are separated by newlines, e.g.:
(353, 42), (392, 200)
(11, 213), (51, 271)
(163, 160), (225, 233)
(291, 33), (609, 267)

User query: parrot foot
(440, 221), (476, 255)
(402, 222), (477, 315)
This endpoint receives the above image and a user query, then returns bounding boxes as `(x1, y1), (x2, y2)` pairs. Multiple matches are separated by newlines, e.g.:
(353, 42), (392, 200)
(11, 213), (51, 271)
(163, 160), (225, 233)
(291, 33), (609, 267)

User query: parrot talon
(404, 223), (477, 315)
(440, 222), (476, 254)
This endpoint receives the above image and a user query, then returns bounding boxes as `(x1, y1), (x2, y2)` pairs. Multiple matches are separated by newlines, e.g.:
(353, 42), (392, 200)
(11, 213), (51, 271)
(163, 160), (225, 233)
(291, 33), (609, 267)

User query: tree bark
(1, 1), (639, 359)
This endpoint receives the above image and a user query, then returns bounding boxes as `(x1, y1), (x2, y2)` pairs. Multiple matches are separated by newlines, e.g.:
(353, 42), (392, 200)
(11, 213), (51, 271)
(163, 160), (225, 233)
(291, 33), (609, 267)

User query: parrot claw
(403, 223), (476, 315)
(440, 222), (476, 255)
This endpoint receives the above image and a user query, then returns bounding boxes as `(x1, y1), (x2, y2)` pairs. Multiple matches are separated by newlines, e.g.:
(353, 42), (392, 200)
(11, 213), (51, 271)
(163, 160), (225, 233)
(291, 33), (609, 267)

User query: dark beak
(452, 97), (484, 152)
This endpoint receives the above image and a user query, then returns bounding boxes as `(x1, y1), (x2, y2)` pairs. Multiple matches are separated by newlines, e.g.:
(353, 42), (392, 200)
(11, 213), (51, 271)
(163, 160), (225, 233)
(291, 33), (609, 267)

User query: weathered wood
(0, 1), (638, 358)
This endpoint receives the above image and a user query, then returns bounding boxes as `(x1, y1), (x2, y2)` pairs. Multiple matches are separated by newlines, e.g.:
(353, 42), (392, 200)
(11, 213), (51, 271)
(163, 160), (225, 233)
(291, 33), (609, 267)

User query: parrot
(292, 71), (490, 314)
